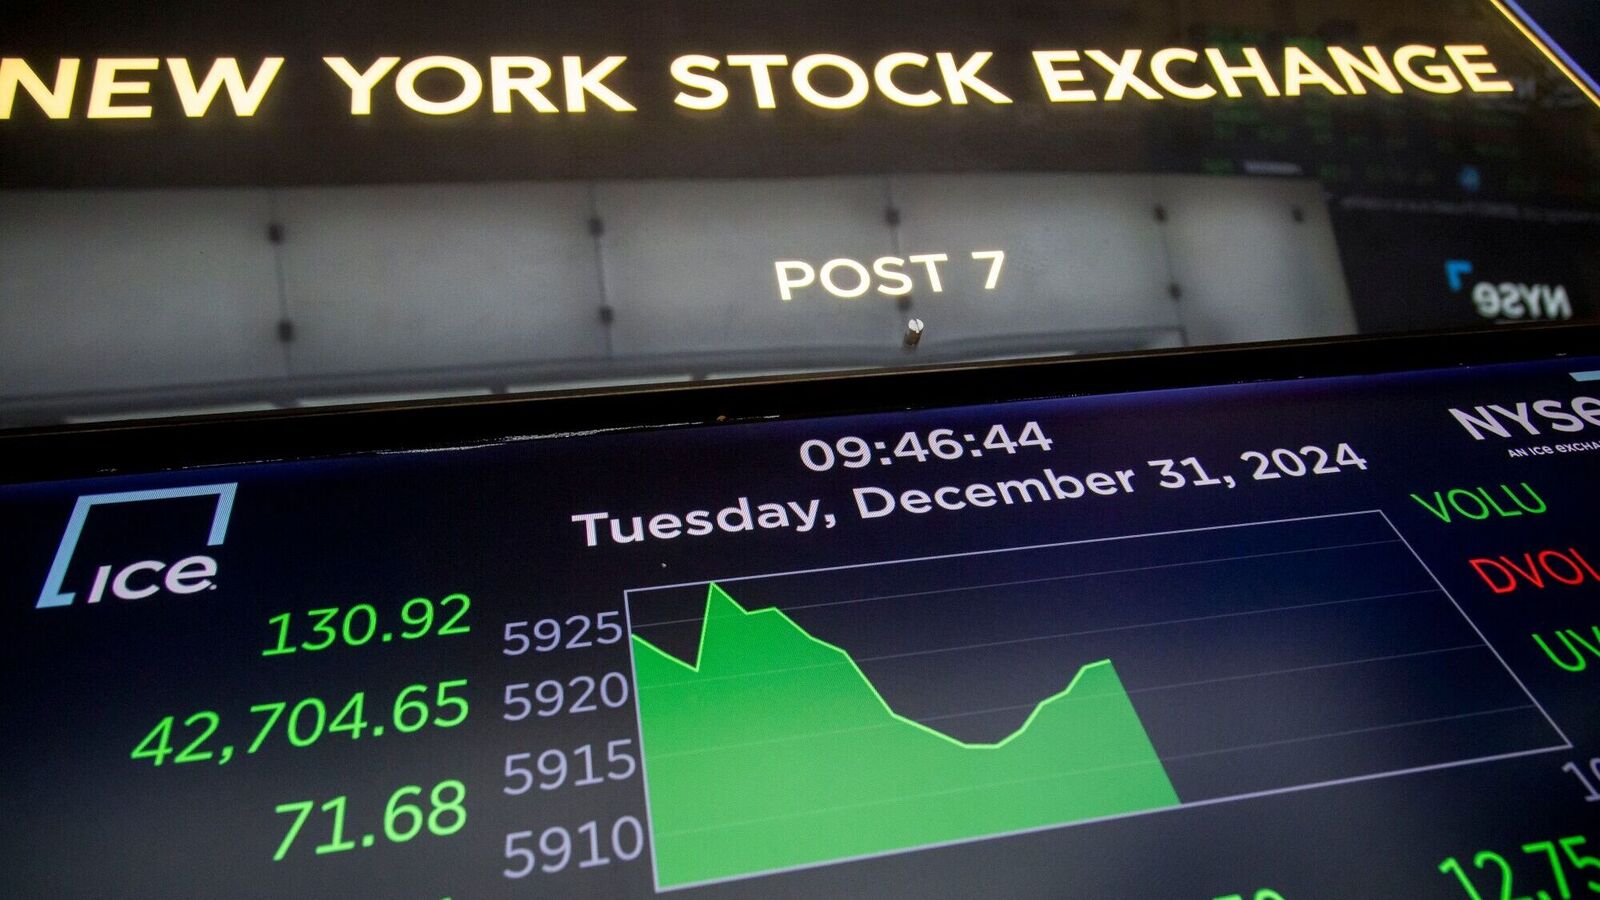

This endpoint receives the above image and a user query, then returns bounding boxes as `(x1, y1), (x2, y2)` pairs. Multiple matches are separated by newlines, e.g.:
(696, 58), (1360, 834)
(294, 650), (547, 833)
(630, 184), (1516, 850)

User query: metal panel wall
(0, 190), (284, 395)
(1162, 176), (1357, 346)
(276, 183), (607, 375)
(0, 174), (1357, 422)
(890, 174), (1179, 344)
(596, 178), (905, 357)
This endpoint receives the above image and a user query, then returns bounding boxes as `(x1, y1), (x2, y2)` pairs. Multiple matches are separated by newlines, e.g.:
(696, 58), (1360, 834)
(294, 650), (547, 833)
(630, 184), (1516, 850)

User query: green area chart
(630, 584), (1181, 889)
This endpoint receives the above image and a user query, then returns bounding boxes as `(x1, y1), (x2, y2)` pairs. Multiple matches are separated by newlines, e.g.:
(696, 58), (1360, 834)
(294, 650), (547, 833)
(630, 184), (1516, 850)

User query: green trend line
(631, 583), (1180, 888)
(641, 585), (1109, 751)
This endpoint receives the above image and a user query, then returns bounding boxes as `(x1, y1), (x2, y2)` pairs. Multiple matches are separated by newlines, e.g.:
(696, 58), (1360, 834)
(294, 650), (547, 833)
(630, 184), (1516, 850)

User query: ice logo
(34, 483), (237, 609)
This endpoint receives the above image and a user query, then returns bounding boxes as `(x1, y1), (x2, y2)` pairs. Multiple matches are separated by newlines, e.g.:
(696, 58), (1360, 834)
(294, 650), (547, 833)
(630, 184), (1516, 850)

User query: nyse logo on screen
(1448, 397), (1600, 441)
(34, 483), (237, 609)
(1444, 259), (1573, 322)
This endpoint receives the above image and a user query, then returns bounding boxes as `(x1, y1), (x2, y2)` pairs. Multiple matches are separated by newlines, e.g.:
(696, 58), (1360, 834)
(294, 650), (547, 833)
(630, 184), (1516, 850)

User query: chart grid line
(634, 588), (1441, 691)
(624, 510), (1396, 598)
(631, 538), (1405, 625)
(644, 743), (1571, 893)
(646, 642), (1503, 762)
(625, 510), (1571, 892)
(621, 594), (666, 891)
(1376, 509), (1574, 748)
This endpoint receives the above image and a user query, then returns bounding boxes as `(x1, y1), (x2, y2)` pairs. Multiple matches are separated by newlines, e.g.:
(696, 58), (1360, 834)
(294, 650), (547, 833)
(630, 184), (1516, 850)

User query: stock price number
(1440, 835), (1600, 899)
(272, 779), (466, 861)
(131, 680), (469, 766)
(263, 593), (470, 656)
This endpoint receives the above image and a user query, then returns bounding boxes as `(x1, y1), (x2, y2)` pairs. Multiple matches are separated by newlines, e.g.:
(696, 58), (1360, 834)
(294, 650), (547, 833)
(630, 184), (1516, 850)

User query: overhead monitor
(3, 325), (1596, 897)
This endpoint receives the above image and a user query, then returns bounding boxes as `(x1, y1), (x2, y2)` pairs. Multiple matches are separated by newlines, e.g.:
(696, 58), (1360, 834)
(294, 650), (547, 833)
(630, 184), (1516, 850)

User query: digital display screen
(3, 337), (1599, 897)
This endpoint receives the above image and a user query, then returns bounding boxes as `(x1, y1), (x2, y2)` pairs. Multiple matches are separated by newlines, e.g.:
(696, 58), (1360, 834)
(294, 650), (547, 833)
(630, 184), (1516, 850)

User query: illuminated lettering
(820, 258), (871, 297)
(323, 56), (400, 115)
(872, 257), (913, 295)
(726, 54), (788, 109)
(792, 54), (869, 109)
(936, 51), (1011, 105)
(775, 261), (815, 301)
(165, 57), (283, 117)
(395, 56), (482, 115)
(776, 251), (995, 300)
(1281, 47), (1347, 96)
(1395, 45), (1462, 94)
(1150, 48), (1216, 100)
(1327, 46), (1403, 94)
(0, 57), (80, 119)
(1445, 44), (1513, 92)
(873, 52), (938, 107)
(671, 55), (728, 110)
(908, 253), (948, 292)
(491, 56), (559, 113)
(562, 55), (635, 112)
(0, 43), (1525, 122)
(1205, 47), (1280, 98)
(86, 58), (159, 119)
(1085, 49), (1162, 101)
(1032, 51), (1095, 103)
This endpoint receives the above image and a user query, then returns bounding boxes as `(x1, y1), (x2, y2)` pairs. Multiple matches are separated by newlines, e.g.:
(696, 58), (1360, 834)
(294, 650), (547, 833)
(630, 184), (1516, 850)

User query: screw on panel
(896, 294), (914, 312)
(884, 207), (902, 227)
(1153, 205), (1167, 223)
(588, 217), (605, 237)
(598, 305), (615, 325)
(276, 319), (295, 343)
(267, 222), (285, 243)
(1291, 206), (1305, 223)
(1168, 283), (1183, 300)
(903, 318), (925, 348)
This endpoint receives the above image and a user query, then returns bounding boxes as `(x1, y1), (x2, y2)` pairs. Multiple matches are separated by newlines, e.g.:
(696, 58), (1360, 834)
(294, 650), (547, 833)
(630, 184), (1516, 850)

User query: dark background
(2, 0), (1597, 204)
(1331, 202), (1600, 331)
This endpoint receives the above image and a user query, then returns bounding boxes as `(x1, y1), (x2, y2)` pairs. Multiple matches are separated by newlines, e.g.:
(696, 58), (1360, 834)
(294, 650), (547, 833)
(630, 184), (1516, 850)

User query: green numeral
(1440, 856), (1486, 900)
(1469, 850), (1526, 900)
(1558, 837), (1600, 893)
(437, 593), (471, 635)
(272, 801), (315, 861)
(314, 796), (356, 855)
(434, 679), (469, 728)
(131, 716), (175, 766)
(1523, 841), (1572, 899)
(393, 684), (430, 733)
(286, 697), (327, 747)
(249, 702), (286, 753)
(341, 604), (377, 646)
(278, 780), (463, 862)
(263, 612), (296, 656)
(302, 608), (339, 651)
(385, 785), (425, 843)
(400, 597), (434, 638)
(330, 693), (368, 740)
(268, 597), (466, 654)
(428, 780), (467, 836)
(173, 711), (219, 764)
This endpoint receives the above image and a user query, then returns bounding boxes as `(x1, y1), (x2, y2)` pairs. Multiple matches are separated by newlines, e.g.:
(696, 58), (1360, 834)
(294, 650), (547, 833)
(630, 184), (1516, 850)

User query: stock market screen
(2, 338), (1597, 897)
